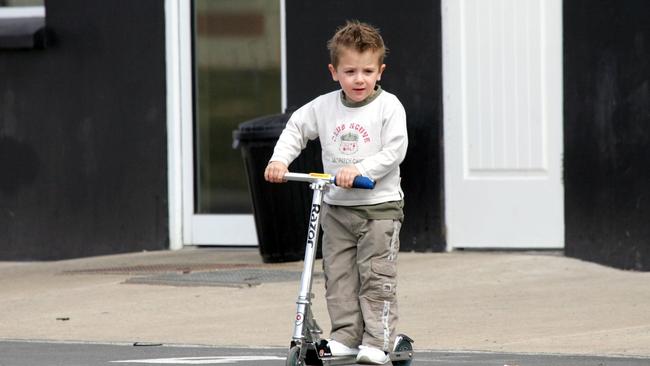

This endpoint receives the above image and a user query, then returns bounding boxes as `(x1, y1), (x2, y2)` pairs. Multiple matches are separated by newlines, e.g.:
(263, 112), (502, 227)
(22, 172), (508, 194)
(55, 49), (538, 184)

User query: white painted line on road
(111, 356), (284, 364)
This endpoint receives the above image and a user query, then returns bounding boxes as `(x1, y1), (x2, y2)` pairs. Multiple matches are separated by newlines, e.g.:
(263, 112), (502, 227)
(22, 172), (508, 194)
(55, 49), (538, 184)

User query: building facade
(1, 0), (648, 270)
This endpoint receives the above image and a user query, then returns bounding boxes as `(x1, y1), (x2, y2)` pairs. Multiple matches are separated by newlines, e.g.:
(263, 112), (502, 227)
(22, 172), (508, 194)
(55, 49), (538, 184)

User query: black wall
(0, 1), (168, 259)
(285, 0), (444, 251)
(564, 0), (650, 270)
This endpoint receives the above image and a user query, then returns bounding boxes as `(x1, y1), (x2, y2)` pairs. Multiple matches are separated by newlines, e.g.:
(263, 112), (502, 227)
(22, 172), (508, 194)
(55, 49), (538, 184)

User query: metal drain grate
(61, 263), (266, 275)
(123, 269), (322, 288)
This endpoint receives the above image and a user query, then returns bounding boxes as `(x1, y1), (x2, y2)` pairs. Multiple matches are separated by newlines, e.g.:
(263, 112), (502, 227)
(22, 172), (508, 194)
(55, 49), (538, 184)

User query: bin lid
(232, 113), (291, 147)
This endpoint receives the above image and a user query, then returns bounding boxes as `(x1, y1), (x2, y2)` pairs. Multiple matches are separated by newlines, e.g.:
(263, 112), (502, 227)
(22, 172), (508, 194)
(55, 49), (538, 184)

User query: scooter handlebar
(283, 172), (375, 189)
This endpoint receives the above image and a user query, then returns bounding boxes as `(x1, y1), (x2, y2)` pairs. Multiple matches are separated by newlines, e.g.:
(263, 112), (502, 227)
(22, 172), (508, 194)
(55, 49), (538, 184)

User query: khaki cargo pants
(320, 203), (401, 351)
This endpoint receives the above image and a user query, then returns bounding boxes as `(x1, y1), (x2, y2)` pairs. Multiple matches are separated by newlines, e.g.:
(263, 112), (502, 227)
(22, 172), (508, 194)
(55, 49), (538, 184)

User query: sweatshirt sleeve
(269, 103), (320, 166)
(355, 98), (408, 181)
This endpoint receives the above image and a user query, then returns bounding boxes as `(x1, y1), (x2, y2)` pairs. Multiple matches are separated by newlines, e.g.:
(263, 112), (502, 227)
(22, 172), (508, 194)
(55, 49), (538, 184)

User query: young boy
(265, 20), (407, 365)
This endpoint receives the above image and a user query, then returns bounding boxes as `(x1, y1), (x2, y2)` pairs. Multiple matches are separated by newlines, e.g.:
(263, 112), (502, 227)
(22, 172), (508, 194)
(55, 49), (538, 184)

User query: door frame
(165, 0), (185, 250)
(166, 0), (287, 248)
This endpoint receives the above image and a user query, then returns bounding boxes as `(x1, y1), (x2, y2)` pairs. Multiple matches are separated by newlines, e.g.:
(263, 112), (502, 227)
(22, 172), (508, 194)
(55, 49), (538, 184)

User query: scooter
(283, 172), (414, 366)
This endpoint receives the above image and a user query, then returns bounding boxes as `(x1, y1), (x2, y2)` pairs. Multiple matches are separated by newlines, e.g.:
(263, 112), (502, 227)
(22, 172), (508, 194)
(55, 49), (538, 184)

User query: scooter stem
(292, 179), (327, 342)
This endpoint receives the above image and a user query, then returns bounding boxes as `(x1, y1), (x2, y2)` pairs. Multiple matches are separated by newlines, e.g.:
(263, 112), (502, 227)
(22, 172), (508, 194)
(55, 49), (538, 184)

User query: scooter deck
(317, 355), (357, 366)
(315, 351), (413, 365)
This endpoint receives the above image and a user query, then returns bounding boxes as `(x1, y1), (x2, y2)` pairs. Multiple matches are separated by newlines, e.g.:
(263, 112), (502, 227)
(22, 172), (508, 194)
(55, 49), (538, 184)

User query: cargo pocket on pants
(369, 259), (397, 301)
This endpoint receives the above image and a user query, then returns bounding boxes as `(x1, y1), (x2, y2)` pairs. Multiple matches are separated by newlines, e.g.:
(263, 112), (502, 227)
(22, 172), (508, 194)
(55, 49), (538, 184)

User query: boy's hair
(327, 20), (387, 68)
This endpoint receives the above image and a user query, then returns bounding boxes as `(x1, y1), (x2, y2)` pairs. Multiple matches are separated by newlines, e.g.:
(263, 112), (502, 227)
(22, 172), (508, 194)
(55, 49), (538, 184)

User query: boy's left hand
(336, 165), (361, 188)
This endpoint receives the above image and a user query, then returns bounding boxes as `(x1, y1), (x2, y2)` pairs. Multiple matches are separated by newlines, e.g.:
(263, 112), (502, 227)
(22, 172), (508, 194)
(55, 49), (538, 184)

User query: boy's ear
(377, 64), (387, 81)
(328, 64), (339, 81)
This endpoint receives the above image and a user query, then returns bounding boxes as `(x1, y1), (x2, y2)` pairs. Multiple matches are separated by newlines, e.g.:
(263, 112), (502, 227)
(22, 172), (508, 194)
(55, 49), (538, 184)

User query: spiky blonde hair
(327, 20), (388, 68)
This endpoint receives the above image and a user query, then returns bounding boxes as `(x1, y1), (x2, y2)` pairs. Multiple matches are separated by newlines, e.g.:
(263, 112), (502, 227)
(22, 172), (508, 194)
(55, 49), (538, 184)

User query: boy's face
(328, 47), (386, 103)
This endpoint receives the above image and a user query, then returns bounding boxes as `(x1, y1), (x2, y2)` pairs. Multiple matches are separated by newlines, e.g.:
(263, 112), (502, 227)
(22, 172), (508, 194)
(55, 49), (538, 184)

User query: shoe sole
(356, 355), (389, 365)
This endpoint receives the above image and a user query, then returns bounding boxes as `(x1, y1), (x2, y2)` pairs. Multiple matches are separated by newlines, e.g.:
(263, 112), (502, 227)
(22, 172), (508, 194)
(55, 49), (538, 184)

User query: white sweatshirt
(270, 88), (408, 206)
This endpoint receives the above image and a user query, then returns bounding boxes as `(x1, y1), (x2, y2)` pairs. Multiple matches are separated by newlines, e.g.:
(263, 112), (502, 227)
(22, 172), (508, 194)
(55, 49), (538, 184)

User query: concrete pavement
(0, 247), (648, 357)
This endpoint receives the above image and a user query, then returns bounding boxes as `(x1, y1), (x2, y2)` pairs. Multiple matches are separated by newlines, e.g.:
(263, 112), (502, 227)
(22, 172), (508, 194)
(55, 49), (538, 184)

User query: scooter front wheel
(286, 346), (304, 366)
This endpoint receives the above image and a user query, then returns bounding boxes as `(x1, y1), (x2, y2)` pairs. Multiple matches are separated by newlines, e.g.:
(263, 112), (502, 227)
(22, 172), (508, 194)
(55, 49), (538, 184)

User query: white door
(172, 0), (284, 246)
(442, 0), (564, 249)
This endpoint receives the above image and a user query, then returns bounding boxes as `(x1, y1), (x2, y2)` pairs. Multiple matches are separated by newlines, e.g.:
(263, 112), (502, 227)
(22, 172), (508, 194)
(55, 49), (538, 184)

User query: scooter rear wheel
(392, 337), (414, 366)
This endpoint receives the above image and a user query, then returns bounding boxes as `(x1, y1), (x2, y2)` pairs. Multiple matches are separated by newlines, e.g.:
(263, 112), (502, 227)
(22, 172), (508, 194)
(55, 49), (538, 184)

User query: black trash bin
(233, 113), (323, 263)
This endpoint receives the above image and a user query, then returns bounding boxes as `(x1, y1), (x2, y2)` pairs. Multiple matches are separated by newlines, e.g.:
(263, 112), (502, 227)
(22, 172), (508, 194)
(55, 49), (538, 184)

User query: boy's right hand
(264, 161), (288, 183)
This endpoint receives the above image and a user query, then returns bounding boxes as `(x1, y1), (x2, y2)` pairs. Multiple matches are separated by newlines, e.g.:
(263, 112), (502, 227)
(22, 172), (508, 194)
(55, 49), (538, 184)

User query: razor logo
(306, 204), (320, 248)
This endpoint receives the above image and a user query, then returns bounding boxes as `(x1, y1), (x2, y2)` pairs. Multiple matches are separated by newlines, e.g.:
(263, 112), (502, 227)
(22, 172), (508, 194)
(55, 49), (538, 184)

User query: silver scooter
(283, 172), (414, 366)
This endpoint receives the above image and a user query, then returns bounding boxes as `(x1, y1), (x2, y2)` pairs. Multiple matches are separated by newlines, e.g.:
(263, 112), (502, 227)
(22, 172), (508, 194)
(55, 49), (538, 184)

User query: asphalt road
(0, 340), (648, 366)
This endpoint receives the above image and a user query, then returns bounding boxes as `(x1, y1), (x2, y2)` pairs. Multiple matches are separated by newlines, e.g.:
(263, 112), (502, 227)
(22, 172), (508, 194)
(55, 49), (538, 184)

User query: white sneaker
(328, 339), (358, 356)
(356, 345), (390, 365)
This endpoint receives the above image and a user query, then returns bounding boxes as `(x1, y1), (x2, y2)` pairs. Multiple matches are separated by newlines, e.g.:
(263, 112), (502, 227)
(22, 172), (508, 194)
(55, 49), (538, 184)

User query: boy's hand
(336, 165), (361, 188)
(264, 161), (288, 183)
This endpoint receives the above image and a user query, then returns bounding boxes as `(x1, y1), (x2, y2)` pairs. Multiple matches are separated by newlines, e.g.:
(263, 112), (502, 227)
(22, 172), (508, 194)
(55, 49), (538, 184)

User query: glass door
(183, 0), (282, 245)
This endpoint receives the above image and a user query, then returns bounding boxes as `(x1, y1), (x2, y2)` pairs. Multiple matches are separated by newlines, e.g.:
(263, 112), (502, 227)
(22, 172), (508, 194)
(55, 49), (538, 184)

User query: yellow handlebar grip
(309, 173), (332, 179)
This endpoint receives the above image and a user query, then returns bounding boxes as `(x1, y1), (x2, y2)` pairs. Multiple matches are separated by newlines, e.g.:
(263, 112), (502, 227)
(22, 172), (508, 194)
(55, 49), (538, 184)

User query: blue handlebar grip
(332, 175), (375, 189)
(352, 176), (375, 189)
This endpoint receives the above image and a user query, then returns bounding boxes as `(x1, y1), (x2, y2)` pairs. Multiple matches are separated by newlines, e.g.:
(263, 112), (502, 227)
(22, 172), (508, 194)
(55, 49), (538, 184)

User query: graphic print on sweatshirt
(330, 122), (372, 157)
